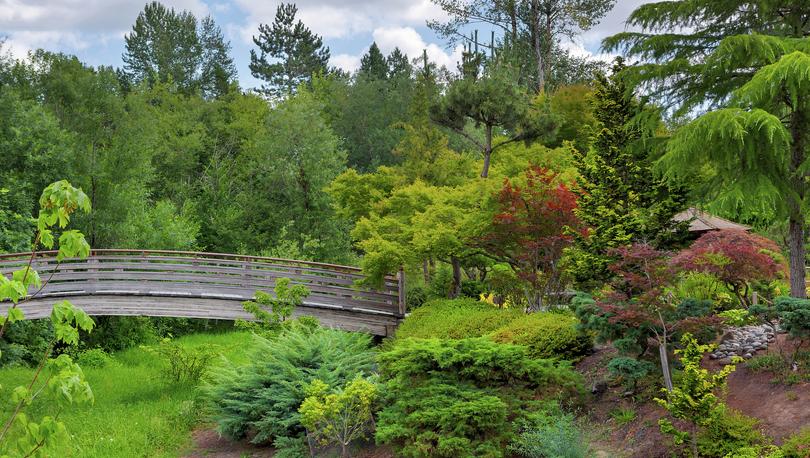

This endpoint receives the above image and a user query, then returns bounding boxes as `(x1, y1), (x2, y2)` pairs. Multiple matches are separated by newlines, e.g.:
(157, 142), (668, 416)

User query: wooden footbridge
(0, 250), (405, 336)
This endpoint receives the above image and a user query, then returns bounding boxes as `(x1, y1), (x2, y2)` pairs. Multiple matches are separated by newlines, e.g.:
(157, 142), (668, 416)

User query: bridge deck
(0, 250), (404, 336)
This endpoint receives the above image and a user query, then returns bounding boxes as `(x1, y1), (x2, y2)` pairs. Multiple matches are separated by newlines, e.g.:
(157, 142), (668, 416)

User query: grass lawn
(0, 331), (254, 457)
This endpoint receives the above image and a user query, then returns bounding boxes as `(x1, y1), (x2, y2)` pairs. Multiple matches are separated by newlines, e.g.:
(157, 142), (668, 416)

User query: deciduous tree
(672, 230), (784, 308)
(476, 166), (581, 310)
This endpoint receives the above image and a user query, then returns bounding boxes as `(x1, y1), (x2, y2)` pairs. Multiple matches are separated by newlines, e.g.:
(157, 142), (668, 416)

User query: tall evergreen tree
(386, 48), (412, 80)
(122, 1), (236, 97)
(358, 42), (388, 80)
(249, 3), (330, 98)
(570, 59), (688, 288)
(604, 1), (810, 297)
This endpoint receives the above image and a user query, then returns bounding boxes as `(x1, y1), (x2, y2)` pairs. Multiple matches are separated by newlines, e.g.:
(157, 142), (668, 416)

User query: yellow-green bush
(395, 298), (522, 339)
(395, 299), (592, 361)
(489, 312), (592, 360)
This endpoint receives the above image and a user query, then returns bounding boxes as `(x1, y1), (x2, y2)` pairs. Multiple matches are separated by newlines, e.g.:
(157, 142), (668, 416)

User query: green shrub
(406, 285), (427, 310)
(0, 319), (53, 367)
(610, 408), (637, 426)
(607, 357), (655, 392)
(375, 337), (583, 457)
(509, 412), (590, 458)
(203, 320), (376, 444)
(427, 265), (454, 298)
(395, 298), (521, 340)
(142, 338), (217, 383)
(781, 427), (810, 458)
(697, 408), (768, 458)
(81, 316), (157, 352)
(299, 376), (378, 456)
(489, 312), (592, 360)
(746, 354), (788, 373)
(77, 348), (113, 368)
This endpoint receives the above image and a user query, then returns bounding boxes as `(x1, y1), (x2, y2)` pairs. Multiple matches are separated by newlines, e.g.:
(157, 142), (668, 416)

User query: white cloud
(372, 27), (462, 70)
(232, 0), (446, 41)
(331, 53), (361, 73)
(0, 0), (209, 33)
(0, 0), (209, 59)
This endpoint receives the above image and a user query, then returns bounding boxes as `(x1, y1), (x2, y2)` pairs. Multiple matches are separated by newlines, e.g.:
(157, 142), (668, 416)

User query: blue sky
(0, 0), (648, 91)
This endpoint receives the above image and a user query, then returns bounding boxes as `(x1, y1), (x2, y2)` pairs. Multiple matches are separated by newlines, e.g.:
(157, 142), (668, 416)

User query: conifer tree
(249, 3), (331, 97)
(386, 48), (412, 80)
(123, 1), (235, 97)
(358, 42), (388, 80)
(570, 59), (688, 287)
(605, 1), (810, 297)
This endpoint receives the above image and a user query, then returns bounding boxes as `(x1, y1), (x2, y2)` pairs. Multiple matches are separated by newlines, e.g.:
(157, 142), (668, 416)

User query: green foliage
(238, 278), (310, 332)
(697, 408), (769, 458)
(718, 309), (756, 327)
(122, 1), (236, 97)
(489, 312), (593, 360)
(376, 337), (583, 457)
(781, 427), (810, 458)
(570, 58), (688, 288)
(299, 376), (378, 455)
(76, 348), (113, 368)
(610, 408), (637, 426)
(203, 321), (376, 444)
(774, 297), (810, 344)
(607, 357), (655, 392)
(141, 338), (217, 384)
(80, 316), (157, 353)
(674, 272), (734, 308)
(508, 411), (591, 458)
(655, 333), (739, 456)
(395, 298), (521, 340)
(249, 3), (330, 97)
(746, 354), (788, 374)
(405, 285), (427, 310)
(0, 320), (53, 367)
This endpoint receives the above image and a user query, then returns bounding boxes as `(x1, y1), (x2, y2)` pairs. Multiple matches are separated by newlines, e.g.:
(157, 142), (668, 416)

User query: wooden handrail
(0, 250), (406, 323)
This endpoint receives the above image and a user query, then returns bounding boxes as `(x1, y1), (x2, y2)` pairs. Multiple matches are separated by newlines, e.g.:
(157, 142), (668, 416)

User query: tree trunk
(788, 108), (808, 298)
(450, 256), (462, 298)
(481, 124), (493, 178)
(530, 0), (544, 94)
(659, 340), (673, 392)
(422, 259), (430, 283)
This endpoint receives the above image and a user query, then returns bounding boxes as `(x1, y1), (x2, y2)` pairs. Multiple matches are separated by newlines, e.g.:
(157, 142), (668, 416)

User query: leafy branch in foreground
(0, 180), (94, 458)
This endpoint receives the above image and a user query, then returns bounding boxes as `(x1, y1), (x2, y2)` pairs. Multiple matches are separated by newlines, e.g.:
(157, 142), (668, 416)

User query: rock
(744, 353), (753, 359)
(591, 381), (607, 397)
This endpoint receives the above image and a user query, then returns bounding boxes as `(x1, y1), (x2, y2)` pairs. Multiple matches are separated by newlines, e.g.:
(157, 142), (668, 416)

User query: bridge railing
(0, 249), (404, 317)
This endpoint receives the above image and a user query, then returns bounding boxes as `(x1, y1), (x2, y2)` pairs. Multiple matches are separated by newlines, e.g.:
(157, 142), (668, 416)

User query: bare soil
(581, 336), (810, 457)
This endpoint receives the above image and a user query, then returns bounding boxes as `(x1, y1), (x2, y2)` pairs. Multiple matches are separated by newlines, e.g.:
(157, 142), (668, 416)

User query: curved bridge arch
(0, 250), (404, 336)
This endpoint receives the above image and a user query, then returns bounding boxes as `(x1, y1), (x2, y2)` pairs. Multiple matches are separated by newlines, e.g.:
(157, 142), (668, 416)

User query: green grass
(0, 331), (254, 457)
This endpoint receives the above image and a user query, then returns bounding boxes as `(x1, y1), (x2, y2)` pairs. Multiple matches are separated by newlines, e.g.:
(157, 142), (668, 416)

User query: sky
(0, 0), (649, 91)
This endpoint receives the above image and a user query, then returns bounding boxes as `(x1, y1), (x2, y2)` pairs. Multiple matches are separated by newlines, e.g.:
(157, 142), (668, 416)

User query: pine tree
(122, 2), (235, 97)
(386, 48), (411, 80)
(249, 3), (331, 98)
(570, 59), (688, 288)
(358, 42), (388, 80)
(605, 1), (810, 297)
(431, 62), (555, 178)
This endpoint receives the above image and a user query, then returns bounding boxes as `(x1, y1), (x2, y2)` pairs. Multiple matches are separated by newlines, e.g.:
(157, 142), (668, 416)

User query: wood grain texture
(0, 251), (404, 336)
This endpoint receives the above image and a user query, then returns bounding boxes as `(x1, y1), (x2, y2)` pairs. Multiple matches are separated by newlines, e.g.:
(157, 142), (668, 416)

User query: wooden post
(752, 291), (758, 306)
(397, 266), (406, 317)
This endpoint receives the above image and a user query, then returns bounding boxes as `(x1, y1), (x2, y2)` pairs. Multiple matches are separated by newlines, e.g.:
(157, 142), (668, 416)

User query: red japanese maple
(477, 166), (583, 310)
(672, 230), (785, 307)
